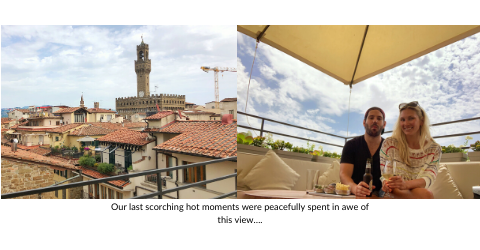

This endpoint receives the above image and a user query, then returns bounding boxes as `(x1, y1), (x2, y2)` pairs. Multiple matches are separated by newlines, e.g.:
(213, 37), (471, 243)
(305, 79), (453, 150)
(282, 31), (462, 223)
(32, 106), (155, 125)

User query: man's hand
(354, 181), (374, 197)
(387, 176), (408, 190)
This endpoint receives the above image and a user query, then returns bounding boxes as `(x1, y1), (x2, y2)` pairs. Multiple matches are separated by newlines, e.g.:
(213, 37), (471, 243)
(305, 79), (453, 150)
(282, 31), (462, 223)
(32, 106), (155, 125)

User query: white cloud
(237, 31), (480, 151)
(2, 25), (237, 109)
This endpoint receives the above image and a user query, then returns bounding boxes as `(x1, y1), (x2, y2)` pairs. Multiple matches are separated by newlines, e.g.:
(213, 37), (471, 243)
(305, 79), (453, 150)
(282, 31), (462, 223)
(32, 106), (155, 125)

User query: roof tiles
(144, 111), (174, 120)
(47, 123), (85, 133)
(79, 166), (130, 188)
(153, 120), (237, 158)
(53, 107), (83, 114)
(1, 145), (78, 170)
(69, 125), (115, 136)
(220, 97), (237, 102)
(97, 129), (155, 146)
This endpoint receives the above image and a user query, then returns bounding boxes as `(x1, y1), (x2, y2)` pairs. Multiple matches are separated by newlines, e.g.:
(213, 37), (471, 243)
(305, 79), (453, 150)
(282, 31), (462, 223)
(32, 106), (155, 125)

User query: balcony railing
(237, 111), (480, 148)
(1, 156), (237, 199)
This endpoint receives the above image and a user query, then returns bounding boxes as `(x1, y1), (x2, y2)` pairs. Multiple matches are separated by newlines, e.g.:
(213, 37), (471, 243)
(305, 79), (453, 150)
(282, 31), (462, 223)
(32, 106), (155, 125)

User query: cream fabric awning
(237, 25), (480, 85)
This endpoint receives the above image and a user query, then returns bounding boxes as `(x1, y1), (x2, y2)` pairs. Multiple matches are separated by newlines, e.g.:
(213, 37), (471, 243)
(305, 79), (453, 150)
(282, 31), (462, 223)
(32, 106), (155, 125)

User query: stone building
(1, 145), (81, 199)
(115, 39), (186, 119)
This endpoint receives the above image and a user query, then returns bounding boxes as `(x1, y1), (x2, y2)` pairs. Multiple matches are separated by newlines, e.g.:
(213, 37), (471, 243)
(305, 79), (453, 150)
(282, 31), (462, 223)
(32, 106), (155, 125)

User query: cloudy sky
(237, 30), (480, 154)
(1, 25), (237, 110)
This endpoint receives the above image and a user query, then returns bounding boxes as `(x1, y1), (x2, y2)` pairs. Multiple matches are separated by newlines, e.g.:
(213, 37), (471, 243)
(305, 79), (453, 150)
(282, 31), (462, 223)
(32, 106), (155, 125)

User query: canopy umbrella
(237, 25), (480, 85)
(77, 136), (95, 142)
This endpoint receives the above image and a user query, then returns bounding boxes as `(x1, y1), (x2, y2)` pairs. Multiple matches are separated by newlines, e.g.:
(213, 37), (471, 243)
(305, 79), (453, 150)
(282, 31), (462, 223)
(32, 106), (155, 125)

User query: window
(108, 188), (114, 199)
(166, 155), (173, 178)
(88, 184), (94, 198)
(116, 191), (123, 199)
(124, 149), (132, 172)
(229, 110), (234, 115)
(109, 149), (115, 165)
(183, 161), (206, 187)
(55, 136), (59, 141)
(95, 184), (100, 199)
(56, 121), (60, 125)
(101, 186), (107, 199)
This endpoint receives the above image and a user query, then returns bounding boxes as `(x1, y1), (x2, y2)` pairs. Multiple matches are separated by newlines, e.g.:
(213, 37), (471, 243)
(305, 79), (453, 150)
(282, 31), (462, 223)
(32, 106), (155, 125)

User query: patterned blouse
(380, 137), (442, 189)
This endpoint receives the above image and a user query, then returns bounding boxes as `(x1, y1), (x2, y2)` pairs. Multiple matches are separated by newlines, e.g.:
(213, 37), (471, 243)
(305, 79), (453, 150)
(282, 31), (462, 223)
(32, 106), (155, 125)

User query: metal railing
(238, 111), (480, 148)
(1, 156), (237, 199)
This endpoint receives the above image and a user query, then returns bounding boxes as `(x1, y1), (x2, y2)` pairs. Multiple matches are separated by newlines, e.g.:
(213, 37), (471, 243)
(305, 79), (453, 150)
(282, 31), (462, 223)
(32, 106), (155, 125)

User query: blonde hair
(391, 105), (434, 166)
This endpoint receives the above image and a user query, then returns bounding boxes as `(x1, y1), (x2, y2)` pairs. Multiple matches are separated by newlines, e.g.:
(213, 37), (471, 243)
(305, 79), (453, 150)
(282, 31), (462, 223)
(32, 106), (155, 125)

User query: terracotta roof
(53, 107), (90, 114)
(78, 166), (130, 188)
(10, 120), (29, 129)
(87, 108), (117, 113)
(97, 129), (155, 146)
(47, 123), (85, 133)
(27, 147), (52, 156)
(144, 111), (174, 120)
(1, 145), (78, 170)
(86, 122), (126, 131)
(220, 98), (237, 102)
(2, 128), (8, 133)
(1, 118), (13, 124)
(48, 156), (79, 165)
(153, 120), (237, 158)
(69, 125), (115, 136)
(185, 102), (195, 105)
(122, 122), (147, 128)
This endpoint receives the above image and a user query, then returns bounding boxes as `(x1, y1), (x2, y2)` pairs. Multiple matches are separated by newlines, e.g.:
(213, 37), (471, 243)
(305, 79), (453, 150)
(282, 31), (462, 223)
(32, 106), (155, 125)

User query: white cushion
(316, 160), (340, 186)
(428, 164), (463, 199)
(243, 150), (300, 190)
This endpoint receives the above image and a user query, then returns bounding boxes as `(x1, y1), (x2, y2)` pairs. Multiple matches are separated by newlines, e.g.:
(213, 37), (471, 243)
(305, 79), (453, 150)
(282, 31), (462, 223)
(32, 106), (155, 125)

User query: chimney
(221, 114), (233, 125)
(94, 102), (99, 108)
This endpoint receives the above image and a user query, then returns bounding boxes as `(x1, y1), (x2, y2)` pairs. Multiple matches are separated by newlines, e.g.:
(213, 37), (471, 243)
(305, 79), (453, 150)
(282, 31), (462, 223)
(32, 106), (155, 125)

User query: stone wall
(115, 94), (186, 118)
(1, 158), (55, 199)
(67, 170), (83, 199)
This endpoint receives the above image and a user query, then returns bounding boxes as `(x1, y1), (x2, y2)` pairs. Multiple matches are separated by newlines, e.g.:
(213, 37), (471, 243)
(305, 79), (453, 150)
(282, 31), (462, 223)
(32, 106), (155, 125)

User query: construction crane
(201, 66), (237, 109)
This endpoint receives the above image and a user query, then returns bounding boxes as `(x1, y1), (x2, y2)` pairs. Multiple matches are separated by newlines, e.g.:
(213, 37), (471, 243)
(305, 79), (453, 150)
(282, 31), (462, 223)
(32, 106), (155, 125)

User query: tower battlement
(115, 39), (185, 119)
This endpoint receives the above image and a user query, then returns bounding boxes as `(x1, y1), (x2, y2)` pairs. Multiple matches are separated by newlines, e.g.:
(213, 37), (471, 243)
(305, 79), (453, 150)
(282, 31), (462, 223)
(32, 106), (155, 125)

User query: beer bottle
(363, 158), (373, 197)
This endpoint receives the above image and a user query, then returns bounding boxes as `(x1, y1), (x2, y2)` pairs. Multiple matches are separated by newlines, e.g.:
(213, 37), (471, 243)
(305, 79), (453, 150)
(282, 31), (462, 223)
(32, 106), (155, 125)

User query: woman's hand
(387, 176), (408, 190)
(382, 180), (392, 193)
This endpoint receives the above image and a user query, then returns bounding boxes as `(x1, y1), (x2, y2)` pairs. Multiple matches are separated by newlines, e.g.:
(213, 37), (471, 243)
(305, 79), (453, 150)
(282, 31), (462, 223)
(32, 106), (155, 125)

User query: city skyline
(1, 25), (237, 110)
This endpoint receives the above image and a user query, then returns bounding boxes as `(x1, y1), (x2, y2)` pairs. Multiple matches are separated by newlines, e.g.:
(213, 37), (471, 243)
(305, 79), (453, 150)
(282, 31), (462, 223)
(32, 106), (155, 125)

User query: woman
(380, 101), (441, 199)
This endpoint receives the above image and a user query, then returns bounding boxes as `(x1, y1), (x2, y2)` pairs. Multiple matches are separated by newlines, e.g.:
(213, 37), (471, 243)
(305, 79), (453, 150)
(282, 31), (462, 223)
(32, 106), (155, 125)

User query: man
(340, 107), (386, 197)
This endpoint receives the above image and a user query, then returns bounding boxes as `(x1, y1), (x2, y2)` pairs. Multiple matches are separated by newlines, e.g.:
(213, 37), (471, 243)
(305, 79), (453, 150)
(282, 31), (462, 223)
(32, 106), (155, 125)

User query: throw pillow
(316, 160), (340, 186)
(428, 164), (463, 199)
(243, 150), (300, 190)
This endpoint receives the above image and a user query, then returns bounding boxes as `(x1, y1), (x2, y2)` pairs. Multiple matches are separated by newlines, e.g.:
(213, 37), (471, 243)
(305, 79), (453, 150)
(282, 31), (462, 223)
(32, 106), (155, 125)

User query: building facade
(115, 39), (186, 119)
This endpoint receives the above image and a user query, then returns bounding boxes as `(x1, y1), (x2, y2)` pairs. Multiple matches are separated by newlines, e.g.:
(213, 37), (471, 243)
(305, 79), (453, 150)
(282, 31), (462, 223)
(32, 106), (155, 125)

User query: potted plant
(468, 140), (480, 161)
(97, 163), (115, 175)
(237, 132), (269, 155)
(441, 144), (467, 162)
(311, 146), (341, 164)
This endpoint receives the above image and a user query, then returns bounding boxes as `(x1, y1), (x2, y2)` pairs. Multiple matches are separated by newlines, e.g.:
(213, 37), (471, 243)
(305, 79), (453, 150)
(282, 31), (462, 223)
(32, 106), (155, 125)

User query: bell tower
(135, 36), (151, 98)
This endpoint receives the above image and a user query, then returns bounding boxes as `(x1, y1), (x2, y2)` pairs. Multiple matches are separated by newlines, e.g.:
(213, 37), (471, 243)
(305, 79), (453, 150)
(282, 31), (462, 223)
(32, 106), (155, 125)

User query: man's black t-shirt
(340, 135), (384, 192)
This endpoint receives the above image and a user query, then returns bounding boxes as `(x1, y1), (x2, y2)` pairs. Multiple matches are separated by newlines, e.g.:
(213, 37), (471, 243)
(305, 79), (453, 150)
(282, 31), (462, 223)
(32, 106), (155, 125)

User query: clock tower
(135, 37), (151, 98)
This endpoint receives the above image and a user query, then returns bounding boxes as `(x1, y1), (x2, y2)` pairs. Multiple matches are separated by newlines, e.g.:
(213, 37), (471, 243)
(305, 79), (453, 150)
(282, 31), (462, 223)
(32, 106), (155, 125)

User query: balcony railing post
(156, 173), (162, 199)
(260, 119), (265, 137)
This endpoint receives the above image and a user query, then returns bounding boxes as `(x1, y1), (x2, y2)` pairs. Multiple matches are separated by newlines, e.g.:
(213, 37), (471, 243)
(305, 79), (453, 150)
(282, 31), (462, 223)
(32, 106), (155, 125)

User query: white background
(2, 1), (480, 249)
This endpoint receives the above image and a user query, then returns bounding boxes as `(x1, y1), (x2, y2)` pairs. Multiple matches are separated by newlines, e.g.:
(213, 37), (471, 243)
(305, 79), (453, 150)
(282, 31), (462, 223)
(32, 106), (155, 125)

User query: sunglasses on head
(399, 101), (419, 110)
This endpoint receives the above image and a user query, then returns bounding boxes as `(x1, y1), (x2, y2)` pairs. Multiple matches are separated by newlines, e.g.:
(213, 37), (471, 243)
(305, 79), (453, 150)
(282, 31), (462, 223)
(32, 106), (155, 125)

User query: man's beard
(365, 123), (383, 137)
